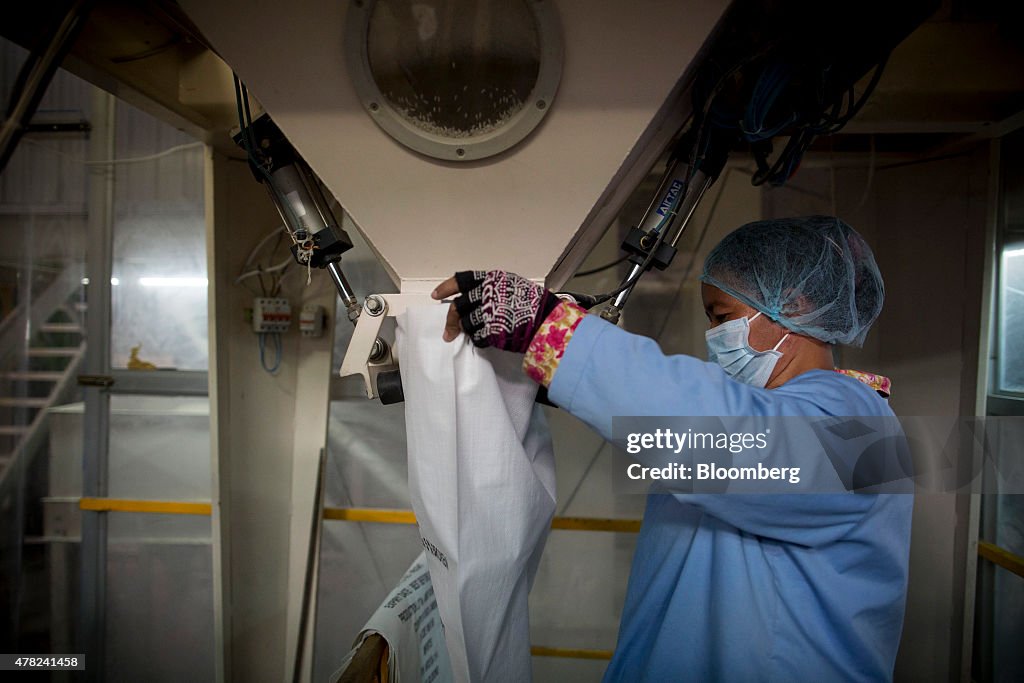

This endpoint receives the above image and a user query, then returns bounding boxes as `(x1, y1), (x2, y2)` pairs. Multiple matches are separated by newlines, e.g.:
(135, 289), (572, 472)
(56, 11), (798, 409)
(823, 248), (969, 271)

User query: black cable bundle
(689, 0), (937, 187)
(698, 48), (890, 187)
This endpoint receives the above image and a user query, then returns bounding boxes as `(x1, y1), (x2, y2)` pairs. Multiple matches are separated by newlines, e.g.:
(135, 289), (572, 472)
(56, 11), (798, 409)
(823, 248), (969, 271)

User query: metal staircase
(0, 271), (85, 651)
(0, 268), (85, 491)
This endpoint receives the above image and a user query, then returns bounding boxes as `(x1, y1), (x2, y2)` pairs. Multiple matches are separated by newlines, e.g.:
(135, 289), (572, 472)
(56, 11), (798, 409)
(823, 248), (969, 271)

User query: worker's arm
(432, 272), (883, 545)
(541, 310), (881, 547)
(541, 308), (779, 430)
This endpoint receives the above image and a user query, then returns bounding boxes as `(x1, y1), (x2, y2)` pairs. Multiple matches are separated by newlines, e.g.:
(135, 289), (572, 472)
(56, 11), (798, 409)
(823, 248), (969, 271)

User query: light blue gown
(547, 315), (913, 683)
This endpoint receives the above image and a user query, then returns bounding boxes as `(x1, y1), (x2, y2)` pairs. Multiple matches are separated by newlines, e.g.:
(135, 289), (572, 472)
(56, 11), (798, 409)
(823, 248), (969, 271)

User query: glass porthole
(345, 0), (563, 161)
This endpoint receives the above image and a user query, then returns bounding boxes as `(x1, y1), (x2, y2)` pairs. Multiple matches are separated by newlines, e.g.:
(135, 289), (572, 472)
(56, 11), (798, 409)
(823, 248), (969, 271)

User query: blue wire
(258, 332), (282, 374)
(742, 61), (797, 142)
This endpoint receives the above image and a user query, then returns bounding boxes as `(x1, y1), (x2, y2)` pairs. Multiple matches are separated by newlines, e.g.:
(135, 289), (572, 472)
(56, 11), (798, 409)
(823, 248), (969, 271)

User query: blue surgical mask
(705, 312), (789, 388)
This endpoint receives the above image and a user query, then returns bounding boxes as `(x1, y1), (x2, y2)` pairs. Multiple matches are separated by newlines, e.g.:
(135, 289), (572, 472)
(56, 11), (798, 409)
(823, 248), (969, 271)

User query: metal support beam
(78, 87), (114, 682)
(0, 0), (93, 174)
(207, 149), (337, 683)
(107, 369), (208, 396)
(963, 138), (1002, 683)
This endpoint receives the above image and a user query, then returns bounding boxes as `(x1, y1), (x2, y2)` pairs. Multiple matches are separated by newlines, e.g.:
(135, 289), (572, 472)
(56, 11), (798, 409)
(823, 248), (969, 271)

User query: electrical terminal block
(299, 304), (326, 337)
(253, 297), (292, 333)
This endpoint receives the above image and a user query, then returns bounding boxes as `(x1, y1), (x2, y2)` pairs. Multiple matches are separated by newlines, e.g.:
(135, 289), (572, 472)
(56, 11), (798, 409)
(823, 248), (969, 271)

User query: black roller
(377, 370), (405, 405)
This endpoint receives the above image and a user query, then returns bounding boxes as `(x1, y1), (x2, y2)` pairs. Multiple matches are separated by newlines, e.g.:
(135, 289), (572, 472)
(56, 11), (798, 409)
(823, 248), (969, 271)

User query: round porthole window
(345, 0), (563, 162)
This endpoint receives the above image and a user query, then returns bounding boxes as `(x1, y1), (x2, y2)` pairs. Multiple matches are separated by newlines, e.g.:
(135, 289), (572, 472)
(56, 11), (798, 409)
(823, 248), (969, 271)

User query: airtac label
(656, 179), (684, 217)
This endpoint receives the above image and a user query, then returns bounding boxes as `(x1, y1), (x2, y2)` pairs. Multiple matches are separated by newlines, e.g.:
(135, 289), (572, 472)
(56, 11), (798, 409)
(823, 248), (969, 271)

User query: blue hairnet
(699, 216), (884, 347)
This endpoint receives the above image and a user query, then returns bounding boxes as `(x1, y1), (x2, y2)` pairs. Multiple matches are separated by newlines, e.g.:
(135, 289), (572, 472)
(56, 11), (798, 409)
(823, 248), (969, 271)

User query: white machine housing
(178, 0), (730, 291)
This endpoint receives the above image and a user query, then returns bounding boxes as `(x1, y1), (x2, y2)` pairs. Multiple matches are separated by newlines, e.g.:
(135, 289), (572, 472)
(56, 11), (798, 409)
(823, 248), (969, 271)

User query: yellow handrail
(978, 540), (1024, 579)
(324, 507), (416, 524)
(323, 506), (642, 533)
(79, 497), (211, 515)
(75, 499), (643, 533)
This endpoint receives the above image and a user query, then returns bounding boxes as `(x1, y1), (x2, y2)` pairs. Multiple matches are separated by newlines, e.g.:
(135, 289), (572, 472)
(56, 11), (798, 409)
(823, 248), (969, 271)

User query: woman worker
(432, 216), (912, 682)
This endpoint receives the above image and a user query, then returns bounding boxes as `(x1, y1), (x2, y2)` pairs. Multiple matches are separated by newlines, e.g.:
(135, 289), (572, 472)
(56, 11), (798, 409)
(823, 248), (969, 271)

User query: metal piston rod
(601, 167), (715, 323)
(326, 260), (360, 324)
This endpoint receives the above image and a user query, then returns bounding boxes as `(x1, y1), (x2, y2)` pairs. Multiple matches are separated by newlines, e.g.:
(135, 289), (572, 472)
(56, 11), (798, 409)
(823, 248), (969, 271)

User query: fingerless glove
(452, 270), (560, 353)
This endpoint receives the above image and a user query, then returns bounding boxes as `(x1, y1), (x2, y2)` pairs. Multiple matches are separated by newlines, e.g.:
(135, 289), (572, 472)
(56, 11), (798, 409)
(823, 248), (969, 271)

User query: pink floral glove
(452, 270), (560, 353)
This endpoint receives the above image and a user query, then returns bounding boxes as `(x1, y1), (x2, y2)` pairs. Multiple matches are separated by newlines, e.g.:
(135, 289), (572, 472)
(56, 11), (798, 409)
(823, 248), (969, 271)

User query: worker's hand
(431, 270), (560, 352)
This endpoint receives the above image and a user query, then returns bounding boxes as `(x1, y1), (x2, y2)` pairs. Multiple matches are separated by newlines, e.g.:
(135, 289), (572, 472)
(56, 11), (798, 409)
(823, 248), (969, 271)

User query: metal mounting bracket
(338, 293), (437, 399)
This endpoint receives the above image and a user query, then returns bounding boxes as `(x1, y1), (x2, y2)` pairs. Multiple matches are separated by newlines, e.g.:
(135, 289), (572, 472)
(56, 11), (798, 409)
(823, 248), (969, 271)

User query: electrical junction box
(299, 304), (326, 337)
(253, 297), (292, 332)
